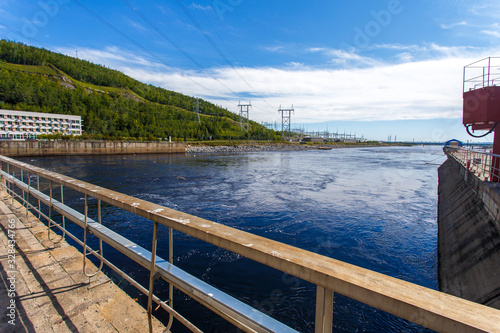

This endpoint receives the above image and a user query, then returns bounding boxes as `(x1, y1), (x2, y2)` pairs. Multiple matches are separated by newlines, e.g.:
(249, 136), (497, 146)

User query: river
(20, 145), (446, 332)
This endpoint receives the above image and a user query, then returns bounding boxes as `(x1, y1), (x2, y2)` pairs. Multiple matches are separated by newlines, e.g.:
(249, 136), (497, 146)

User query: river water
(20, 145), (446, 332)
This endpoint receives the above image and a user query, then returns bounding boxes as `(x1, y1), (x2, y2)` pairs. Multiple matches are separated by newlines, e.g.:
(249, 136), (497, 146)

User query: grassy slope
(0, 61), (58, 75)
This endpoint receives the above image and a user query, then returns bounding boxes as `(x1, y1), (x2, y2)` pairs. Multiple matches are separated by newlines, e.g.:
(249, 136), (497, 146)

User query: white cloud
(122, 56), (479, 123)
(285, 62), (305, 68)
(427, 43), (479, 57)
(370, 43), (480, 60)
(307, 47), (325, 53)
(307, 47), (382, 67)
(481, 23), (500, 38)
(263, 45), (284, 52)
(305, 43), (481, 69)
(62, 45), (500, 126)
(0, 7), (17, 22)
(395, 52), (413, 62)
(471, 1), (500, 18)
(482, 30), (500, 38)
(369, 43), (423, 51)
(56, 46), (168, 69)
(440, 21), (468, 30)
(126, 18), (147, 32)
(192, 3), (212, 11)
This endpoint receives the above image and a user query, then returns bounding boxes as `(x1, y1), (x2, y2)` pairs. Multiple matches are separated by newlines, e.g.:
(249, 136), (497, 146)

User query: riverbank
(186, 143), (385, 153)
(0, 140), (409, 157)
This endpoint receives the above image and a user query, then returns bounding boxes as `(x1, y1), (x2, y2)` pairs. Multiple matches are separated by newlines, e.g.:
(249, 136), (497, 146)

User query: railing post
(47, 180), (63, 244)
(166, 227), (174, 331)
(26, 172), (30, 220)
(37, 175), (41, 219)
(48, 180), (53, 233)
(488, 57), (491, 87)
(0, 162), (4, 194)
(315, 286), (333, 333)
(485, 154), (489, 180)
(148, 221), (159, 333)
(60, 185), (66, 240)
(6, 163), (12, 200)
(93, 199), (104, 272)
(83, 194), (100, 277)
(21, 169), (25, 209)
(491, 129), (500, 182)
(11, 167), (15, 205)
(6, 163), (9, 191)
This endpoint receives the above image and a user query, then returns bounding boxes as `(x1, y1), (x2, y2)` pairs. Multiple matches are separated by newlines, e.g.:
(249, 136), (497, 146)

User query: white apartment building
(0, 110), (82, 140)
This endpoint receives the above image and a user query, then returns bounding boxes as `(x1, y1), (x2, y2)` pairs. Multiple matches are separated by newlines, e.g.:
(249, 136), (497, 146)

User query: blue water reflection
(21, 145), (445, 332)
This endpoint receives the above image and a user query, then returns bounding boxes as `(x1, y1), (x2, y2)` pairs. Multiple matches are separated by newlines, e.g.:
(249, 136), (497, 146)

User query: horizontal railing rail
(1, 172), (201, 332)
(0, 160), (295, 333)
(1, 154), (500, 333)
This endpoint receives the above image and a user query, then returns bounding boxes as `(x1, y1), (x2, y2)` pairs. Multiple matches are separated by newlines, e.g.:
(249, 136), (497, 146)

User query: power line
(71, 0), (222, 100)
(198, 6), (237, 62)
(5, 1), (279, 124)
(82, 0), (280, 118)
(122, 0), (204, 70)
(73, 0), (274, 118)
(174, 0), (233, 69)
(3, 4), (239, 116)
(1, 24), (57, 52)
(119, 0), (242, 103)
(195, 5), (278, 115)
(173, 0), (277, 111)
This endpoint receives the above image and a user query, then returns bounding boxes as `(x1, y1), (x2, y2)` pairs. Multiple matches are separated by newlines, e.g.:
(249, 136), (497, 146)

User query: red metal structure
(463, 57), (500, 181)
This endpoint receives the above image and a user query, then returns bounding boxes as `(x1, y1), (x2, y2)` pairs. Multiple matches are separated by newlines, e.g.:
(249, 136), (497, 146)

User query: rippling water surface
(21, 145), (446, 332)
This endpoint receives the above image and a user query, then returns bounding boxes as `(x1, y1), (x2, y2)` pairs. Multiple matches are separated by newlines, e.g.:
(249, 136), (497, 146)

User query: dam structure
(0, 140), (186, 157)
(439, 146), (500, 309)
(1, 154), (500, 332)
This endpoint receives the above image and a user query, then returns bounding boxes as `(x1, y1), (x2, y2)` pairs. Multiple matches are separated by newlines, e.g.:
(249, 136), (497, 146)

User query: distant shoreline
(0, 140), (412, 157)
(186, 143), (398, 154)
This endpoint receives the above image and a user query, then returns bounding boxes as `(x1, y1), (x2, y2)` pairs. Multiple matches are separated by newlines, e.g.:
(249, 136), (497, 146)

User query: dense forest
(0, 40), (278, 141)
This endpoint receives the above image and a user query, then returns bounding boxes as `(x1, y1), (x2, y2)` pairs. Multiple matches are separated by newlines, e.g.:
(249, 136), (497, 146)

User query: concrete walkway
(0, 190), (166, 332)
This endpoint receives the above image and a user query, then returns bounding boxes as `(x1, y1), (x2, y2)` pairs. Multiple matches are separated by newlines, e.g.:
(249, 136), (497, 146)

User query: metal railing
(463, 57), (500, 92)
(1, 154), (500, 333)
(445, 146), (500, 182)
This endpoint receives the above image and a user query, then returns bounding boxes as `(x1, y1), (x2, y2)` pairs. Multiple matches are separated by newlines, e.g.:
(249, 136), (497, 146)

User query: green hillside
(0, 40), (277, 141)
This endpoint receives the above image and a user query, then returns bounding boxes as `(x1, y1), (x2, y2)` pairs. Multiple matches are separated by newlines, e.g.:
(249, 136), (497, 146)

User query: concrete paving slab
(0, 190), (166, 332)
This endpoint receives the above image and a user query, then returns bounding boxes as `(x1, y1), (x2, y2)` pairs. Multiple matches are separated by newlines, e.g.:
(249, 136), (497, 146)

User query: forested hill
(0, 40), (277, 141)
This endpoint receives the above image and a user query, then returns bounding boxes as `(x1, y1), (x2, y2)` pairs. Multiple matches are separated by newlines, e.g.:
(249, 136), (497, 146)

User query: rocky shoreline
(185, 143), (370, 153)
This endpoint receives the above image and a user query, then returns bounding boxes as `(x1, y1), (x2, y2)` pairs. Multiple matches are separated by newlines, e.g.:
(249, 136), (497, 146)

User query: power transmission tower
(238, 101), (251, 131)
(195, 98), (201, 124)
(278, 105), (294, 141)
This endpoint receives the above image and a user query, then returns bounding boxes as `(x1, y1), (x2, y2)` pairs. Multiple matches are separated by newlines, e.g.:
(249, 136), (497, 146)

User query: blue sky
(1, 0), (500, 141)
